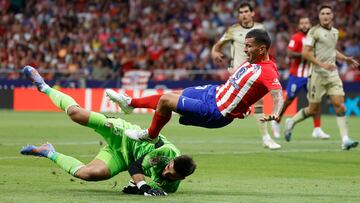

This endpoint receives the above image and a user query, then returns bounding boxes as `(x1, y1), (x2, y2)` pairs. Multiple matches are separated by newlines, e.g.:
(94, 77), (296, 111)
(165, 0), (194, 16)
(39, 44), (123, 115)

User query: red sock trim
(130, 94), (163, 110)
(313, 117), (321, 128)
(148, 111), (171, 138)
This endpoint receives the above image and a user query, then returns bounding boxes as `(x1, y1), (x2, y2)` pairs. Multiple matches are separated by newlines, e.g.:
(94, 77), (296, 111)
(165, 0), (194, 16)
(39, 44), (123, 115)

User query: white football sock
(336, 116), (349, 143)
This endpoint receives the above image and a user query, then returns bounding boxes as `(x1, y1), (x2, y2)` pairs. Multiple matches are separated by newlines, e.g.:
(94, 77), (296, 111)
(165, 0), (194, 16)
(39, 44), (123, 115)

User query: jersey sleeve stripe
(220, 69), (262, 116)
(216, 67), (262, 117)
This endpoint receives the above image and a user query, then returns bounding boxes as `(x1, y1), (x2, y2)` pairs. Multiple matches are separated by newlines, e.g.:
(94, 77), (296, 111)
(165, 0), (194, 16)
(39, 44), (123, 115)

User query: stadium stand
(0, 0), (359, 86)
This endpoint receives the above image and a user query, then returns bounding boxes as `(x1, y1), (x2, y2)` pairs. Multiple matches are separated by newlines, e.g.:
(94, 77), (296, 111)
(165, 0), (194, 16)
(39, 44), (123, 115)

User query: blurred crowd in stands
(0, 0), (359, 84)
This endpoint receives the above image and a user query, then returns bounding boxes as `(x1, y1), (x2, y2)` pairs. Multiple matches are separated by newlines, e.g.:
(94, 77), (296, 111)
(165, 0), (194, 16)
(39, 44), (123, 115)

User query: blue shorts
(176, 85), (233, 128)
(285, 75), (308, 100)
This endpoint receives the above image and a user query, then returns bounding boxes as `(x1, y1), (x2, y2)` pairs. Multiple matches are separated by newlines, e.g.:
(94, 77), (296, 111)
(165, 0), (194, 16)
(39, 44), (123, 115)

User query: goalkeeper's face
(162, 160), (183, 181)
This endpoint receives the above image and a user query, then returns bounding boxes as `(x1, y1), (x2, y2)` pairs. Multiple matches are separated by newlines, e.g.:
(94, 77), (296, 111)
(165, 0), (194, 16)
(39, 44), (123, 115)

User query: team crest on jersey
(149, 156), (169, 166)
(234, 67), (246, 80)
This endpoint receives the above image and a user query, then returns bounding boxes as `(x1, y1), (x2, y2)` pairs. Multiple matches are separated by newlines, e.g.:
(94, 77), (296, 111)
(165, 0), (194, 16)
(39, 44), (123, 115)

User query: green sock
(292, 108), (310, 125)
(45, 88), (79, 112)
(49, 152), (85, 176)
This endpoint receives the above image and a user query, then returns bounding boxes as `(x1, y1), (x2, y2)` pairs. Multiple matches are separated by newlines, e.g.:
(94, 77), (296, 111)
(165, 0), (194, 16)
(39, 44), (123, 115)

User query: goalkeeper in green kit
(20, 66), (196, 196)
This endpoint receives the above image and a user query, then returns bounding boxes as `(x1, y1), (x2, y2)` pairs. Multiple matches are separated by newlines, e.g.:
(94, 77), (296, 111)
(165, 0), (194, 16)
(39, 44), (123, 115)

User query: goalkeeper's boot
(23, 65), (50, 93)
(124, 129), (159, 144)
(312, 128), (331, 139)
(20, 143), (55, 158)
(263, 137), (281, 150)
(271, 120), (281, 139)
(341, 139), (359, 150)
(284, 118), (294, 142)
(105, 89), (134, 114)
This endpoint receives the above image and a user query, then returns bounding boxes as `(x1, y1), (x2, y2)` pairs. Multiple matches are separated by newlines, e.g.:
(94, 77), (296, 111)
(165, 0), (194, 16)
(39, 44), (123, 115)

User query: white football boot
(284, 118), (294, 142)
(105, 89), (134, 114)
(263, 136), (281, 150)
(312, 128), (331, 139)
(124, 129), (159, 144)
(341, 139), (359, 150)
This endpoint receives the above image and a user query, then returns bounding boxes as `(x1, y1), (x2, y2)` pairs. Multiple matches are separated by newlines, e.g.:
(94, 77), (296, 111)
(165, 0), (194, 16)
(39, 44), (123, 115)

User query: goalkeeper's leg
(23, 65), (90, 126)
(23, 66), (121, 180)
(20, 143), (110, 181)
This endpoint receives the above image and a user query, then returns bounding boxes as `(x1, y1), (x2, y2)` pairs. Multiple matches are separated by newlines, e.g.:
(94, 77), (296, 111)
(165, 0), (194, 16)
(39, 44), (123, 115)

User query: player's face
(298, 18), (311, 34)
(238, 7), (255, 25)
(244, 38), (266, 63)
(162, 160), (183, 181)
(319, 8), (333, 27)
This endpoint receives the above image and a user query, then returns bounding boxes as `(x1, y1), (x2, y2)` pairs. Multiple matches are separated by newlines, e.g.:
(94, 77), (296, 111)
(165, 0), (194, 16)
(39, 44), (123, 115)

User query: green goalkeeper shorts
(87, 112), (141, 177)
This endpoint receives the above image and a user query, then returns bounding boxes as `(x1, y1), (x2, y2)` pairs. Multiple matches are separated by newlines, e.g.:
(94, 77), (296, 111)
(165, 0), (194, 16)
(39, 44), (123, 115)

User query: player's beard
(301, 28), (310, 35)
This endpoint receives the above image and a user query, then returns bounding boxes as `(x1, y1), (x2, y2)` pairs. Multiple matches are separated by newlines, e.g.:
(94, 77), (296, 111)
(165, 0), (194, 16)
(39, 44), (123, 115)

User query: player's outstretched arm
(211, 40), (226, 65)
(261, 89), (283, 122)
(287, 49), (302, 59)
(336, 50), (360, 68)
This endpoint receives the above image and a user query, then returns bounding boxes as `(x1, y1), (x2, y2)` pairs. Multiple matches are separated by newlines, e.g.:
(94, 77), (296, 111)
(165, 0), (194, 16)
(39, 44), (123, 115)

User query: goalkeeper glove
(122, 180), (142, 195)
(139, 184), (167, 196)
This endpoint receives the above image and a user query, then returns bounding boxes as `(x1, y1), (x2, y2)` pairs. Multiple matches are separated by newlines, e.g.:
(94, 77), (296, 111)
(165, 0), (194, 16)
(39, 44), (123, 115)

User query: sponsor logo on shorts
(182, 98), (186, 107)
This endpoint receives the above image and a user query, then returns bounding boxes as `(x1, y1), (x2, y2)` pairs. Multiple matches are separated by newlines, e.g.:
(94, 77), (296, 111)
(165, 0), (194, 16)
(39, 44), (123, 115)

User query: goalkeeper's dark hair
(239, 1), (253, 12)
(245, 29), (271, 50)
(173, 155), (196, 178)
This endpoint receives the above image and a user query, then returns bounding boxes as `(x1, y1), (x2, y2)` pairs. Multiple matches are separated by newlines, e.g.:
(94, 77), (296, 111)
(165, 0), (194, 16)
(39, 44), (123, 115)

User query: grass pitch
(0, 110), (359, 203)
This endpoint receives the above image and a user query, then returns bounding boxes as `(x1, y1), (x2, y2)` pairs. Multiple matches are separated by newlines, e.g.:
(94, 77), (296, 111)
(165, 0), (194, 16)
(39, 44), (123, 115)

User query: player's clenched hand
(238, 107), (251, 119)
(260, 115), (279, 122)
(345, 57), (360, 69)
(212, 51), (225, 64)
(144, 188), (168, 196)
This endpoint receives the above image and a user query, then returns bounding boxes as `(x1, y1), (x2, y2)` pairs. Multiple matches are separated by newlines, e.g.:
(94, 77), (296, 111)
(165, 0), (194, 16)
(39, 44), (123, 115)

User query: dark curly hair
(173, 155), (196, 178)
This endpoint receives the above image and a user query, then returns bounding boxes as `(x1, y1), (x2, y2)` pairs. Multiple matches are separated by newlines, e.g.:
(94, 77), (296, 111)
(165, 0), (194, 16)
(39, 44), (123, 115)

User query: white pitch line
(196, 148), (343, 155)
(0, 149), (348, 160)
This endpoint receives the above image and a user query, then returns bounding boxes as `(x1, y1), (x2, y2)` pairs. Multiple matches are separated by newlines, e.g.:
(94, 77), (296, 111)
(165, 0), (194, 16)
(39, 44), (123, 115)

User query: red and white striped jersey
(215, 60), (282, 119)
(288, 32), (310, 77)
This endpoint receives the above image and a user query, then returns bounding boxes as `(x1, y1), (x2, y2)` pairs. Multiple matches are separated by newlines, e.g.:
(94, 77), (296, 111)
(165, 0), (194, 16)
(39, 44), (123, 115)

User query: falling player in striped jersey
(107, 29), (284, 147)
(211, 2), (280, 149)
(271, 16), (331, 139)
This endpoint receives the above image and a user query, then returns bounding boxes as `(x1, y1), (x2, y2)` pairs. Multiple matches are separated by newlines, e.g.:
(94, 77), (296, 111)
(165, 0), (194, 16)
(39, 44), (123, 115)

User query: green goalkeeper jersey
(141, 140), (181, 193)
(90, 113), (181, 193)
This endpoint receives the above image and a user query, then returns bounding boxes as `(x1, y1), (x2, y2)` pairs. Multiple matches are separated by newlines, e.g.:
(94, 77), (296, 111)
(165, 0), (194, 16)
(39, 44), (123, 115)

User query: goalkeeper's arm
(128, 158), (167, 196)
